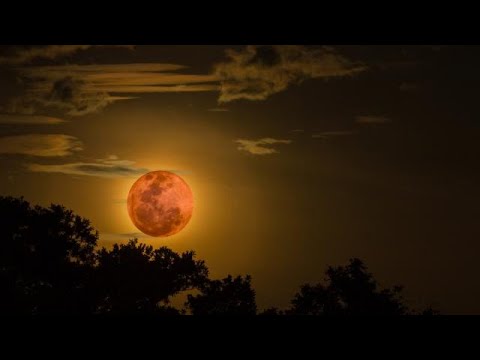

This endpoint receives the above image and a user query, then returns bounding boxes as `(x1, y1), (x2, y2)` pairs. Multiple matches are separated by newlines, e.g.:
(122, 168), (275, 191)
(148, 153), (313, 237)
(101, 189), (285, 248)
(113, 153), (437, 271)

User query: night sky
(0, 45), (479, 314)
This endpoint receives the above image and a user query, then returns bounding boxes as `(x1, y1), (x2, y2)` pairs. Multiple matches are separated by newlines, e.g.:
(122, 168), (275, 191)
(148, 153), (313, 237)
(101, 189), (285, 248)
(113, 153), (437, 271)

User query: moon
(127, 171), (194, 237)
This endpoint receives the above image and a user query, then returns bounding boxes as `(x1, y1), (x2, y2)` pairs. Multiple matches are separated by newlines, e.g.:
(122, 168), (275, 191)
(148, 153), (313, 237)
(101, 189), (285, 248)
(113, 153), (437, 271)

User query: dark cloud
(50, 77), (77, 103)
(246, 45), (282, 67)
(75, 164), (144, 176)
(214, 45), (366, 103)
(43, 76), (117, 116)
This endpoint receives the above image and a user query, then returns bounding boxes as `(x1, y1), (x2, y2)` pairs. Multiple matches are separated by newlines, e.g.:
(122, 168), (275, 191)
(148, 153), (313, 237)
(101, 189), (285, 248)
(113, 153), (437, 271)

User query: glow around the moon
(127, 171), (194, 237)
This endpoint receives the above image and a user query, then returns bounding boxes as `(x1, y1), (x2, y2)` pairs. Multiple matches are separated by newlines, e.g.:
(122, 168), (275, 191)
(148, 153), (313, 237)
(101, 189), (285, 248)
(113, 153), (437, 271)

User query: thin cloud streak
(0, 134), (82, 157)
(27, 156), (148, 178)
(14, 63), (220, 116)
(0, 114), (67, 125)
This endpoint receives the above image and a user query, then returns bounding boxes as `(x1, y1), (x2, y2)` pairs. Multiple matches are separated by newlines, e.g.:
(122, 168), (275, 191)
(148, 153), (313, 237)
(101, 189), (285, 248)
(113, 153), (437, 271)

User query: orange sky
(1, 45), (480, 313)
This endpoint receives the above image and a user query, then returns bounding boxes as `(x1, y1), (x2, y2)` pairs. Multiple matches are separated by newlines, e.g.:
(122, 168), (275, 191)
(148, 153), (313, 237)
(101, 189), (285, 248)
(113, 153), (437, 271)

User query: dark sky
(0, 45), (479, 314)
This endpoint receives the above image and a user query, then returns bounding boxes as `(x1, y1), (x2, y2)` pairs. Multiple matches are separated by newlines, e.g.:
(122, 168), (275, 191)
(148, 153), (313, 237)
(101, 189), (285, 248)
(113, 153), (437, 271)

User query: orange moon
(127, 171), (194, 237)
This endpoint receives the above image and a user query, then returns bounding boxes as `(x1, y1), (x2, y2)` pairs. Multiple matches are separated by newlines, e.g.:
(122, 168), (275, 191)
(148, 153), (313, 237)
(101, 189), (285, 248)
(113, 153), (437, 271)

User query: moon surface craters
(127, 171), (193, 237)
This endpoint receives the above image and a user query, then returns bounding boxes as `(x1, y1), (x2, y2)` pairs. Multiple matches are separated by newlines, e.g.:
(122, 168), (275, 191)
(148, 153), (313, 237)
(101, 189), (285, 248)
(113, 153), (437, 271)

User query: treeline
(0, 196), (435, 315)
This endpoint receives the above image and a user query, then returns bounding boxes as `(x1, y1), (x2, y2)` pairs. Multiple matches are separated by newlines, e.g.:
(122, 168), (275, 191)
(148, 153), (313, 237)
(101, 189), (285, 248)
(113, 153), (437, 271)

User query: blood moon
(127, 171), (194, 237)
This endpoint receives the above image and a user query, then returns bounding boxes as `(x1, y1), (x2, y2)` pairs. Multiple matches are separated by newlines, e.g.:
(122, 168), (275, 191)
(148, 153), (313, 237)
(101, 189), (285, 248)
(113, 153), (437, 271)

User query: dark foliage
(0, 196), (98, 314)
(186, 275), (256, 315)
(94, 240), (208, 314)
(287, 258), (408, 315)
(0, 196), (207, 315)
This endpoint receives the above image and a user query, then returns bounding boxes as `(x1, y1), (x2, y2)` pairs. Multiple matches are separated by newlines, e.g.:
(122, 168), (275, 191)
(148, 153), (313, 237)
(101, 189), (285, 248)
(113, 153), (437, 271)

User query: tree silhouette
(287, 258), (408, 315)
(94, 239), (208, 314)
(0, 196), (98, 314)
(0, 196), (208, 315)
(0, 196), (436, 315)
(186, 275), (257, 315)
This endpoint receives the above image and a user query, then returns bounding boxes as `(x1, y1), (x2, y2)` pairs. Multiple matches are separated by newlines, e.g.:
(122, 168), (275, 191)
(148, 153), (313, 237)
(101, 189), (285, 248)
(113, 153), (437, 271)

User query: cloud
(291, 129), (305, 133)
(355, 116), (391, 124)
(0, 45), (134, 65)
(27, 156), (148, 178)
(0, 134), (82, 157)
(3, 46), (365, 116)
(14, 63), (219, 116)
(214, 45), (366, 103)
(0, 114), (66, 124)
(43, 76), (125, 116)
(312, 130), (353, 139)
(235, 138), (292, 155)
(208, 108), (229, 112)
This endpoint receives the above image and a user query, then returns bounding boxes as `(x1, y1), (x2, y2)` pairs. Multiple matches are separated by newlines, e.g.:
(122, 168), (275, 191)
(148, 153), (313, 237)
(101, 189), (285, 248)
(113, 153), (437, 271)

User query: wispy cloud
(235, 138), (292, 155)
(13, 63), (219, 116)
(0, 45), (134, 65)
(355, 116), (391, 124)
(0, 114), (66, 125)
(0, 134), (82, 157)
(3, 46), (366, 117)
(27, 156), (148, 178)
(312, 130), (353, 139)
(214, 45), (366, 103)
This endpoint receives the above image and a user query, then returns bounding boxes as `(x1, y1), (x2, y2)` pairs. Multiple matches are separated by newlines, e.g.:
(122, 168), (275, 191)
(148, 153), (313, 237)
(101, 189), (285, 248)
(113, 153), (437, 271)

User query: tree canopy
(288, 258), (408, 315)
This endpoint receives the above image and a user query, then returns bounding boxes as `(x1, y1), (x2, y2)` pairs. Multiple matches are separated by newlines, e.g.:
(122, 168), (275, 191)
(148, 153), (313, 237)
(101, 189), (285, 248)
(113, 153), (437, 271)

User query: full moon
(127, 171), (194, 237)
